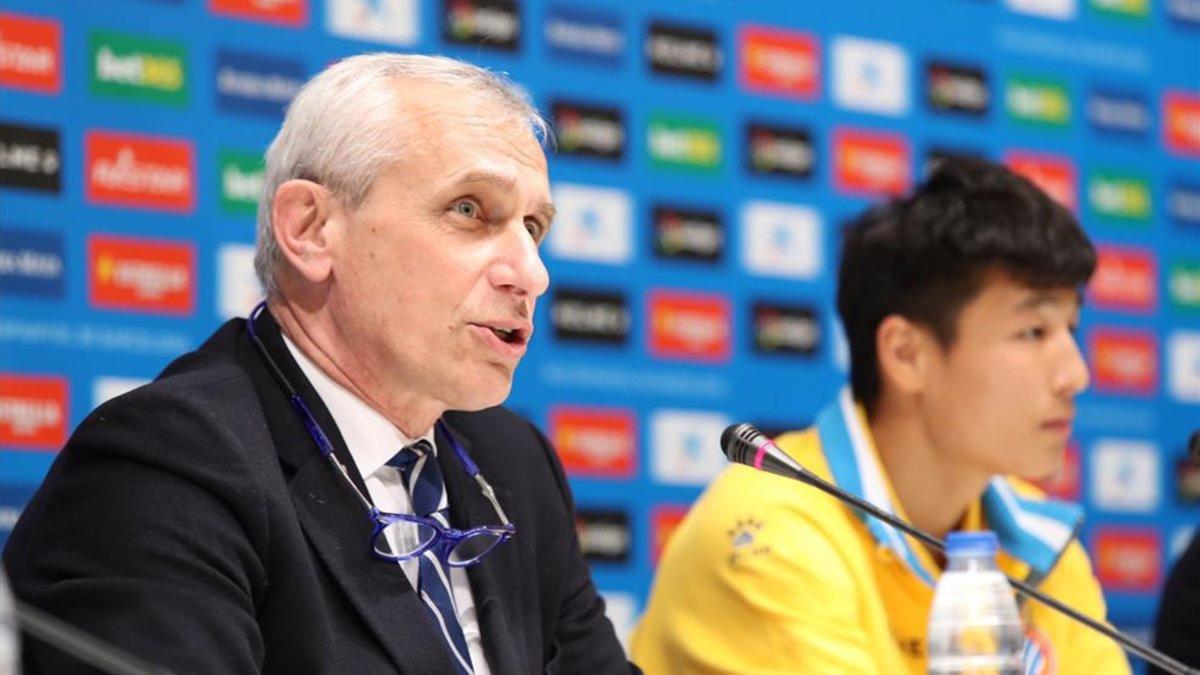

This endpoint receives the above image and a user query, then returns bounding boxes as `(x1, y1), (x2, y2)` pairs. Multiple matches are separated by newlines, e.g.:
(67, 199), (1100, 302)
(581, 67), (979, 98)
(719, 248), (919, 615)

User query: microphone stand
(724, 424), (1199, 675)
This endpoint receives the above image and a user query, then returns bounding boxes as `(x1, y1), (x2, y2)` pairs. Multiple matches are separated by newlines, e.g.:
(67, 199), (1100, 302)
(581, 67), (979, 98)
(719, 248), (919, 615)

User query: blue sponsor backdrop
(0, 0), (1198, 664)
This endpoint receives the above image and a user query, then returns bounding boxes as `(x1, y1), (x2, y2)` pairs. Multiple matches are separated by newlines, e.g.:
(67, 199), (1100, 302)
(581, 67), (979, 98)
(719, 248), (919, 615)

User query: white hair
(253, 52), (550, 294)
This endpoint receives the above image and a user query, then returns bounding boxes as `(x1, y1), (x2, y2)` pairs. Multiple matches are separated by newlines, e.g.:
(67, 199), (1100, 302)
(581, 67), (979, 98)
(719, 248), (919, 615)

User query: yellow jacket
(631, 388), (1130, 675)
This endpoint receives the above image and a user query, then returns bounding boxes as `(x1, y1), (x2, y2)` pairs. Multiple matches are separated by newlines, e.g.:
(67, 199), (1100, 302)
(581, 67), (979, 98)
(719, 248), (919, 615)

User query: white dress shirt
(283, 336), (491, 674)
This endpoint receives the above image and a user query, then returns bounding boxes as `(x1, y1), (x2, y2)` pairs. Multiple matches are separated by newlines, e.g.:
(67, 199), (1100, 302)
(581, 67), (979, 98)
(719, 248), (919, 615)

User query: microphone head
(721, 423), (766, 465)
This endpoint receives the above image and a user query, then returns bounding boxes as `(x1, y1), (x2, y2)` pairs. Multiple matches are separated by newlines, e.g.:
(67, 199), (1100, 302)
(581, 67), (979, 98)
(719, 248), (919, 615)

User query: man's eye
(525, 219), (545, 242)
(1019, 326), (1047, 340)
(453, 200), (479, 218)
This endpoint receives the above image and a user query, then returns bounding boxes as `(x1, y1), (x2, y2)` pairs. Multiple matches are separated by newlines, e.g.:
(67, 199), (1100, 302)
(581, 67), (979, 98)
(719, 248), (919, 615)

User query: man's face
(326, 87), (553, 415)
(918, 274), (1090, 481)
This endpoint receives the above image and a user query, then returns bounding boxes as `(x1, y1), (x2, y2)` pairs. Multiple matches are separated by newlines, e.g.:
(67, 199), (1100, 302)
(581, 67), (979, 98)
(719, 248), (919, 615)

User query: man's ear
(271, 179), (337, 284)
(875, 314), (934, 396)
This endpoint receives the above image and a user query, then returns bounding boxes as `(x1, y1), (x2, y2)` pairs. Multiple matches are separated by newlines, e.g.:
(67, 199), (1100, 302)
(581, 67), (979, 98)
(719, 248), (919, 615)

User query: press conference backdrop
(0, 0), (1197, 659)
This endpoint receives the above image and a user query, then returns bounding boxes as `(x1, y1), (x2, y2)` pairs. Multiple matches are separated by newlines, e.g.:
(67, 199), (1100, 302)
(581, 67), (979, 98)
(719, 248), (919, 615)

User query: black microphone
(721, 423), (1199, 675)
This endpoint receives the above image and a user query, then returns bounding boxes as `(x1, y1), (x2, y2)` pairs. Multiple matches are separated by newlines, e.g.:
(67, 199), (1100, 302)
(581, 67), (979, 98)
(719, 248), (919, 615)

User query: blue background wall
(1, 0), (1197, 665)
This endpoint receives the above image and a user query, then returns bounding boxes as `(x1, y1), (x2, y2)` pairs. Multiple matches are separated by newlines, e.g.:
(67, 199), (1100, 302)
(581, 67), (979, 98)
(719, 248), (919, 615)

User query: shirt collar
(281, 334), (436, 479)
(815, 385), (1083, 585)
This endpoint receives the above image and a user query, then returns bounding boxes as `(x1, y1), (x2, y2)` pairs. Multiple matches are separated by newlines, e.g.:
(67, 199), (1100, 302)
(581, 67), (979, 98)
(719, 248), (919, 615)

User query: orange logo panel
(0, 12), (62, 94)
(549, 406), (636, 478)
(86, 130), (195, 212)
(0, 373), (68, 450)
(648, 290), (731, 362)
(89, 234), (196, 315)
(833, 128), (911, 196)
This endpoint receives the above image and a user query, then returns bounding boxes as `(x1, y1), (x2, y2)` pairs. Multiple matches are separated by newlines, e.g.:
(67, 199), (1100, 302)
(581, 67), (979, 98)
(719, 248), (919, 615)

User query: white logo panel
(741, 200), (821, 279)
(549, 183), (634, 265)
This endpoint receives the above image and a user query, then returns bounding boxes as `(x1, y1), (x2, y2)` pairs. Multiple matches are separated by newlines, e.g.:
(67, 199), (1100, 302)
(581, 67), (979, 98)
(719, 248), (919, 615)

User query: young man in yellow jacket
(631, 158), (1131, 675)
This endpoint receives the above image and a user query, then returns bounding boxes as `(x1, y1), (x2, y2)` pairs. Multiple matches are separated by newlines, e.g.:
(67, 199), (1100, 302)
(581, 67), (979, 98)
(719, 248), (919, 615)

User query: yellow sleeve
(1034, 541), (1132, 675)
(631, 467), (889, 674)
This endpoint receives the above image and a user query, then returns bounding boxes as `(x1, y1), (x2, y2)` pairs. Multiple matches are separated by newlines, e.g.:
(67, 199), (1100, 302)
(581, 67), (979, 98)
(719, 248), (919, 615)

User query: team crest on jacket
(1022, 626), (1056, 675)
(726, 516), (770, 566)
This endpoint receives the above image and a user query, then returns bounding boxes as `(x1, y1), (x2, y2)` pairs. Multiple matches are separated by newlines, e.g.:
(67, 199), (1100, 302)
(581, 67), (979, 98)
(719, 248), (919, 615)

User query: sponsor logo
(833, 128), (911, 196)
(1033, 442), (1082, 501)
(1168, 260), (1200, 312)
(1006, 74), (1071, 127)
(92, 376), (149, 408)
(85, 130), (195, 212)
(575, 508), (631, 563)
(1168, 181), (1200, 226)
(1004, 151), (1076, 211)
(738, 24), (819, 99)
(0, 373), (67, 450)
(216, 49), (305, 117)
(217, 243), (262, 320)
(646, 21), (721, 81)
(1163, 90), (1200, 157)
(543, 5), (622, 65)
(648, 290), (731, 363)
(745, 121), (814, 179)
(600, 592), (637, 653)
(209, 0), (307, 26)
(1179, 457), (1200, 504)
(1092, 527), (1160, 591)
(1167, 331), (1200, 403)
(926, 60), (989, 116)
(741, 200), (821, 280)
(652, 204), (723, 263)
(1091, 439), (1161, 513)
(1090, 328), (1157, 395)
(218, 149), (264, 214)
(89, 30), (187, 105)
(547, 183), (632, 264)
(1088, 170), (1150, 221)
(647, 113), (721, 172)
(551, 100), (624, 161)
(1088, 245), (1156, 312)
(0, 12), (61, 94)
(752, 301), (820, 356)
(0, 227), (64, 298)
(1167, 0), (1200, 26)
(550, 288), (630, 344)
(0, 483), (38, 547)
(651, 505), (690, 564)
(326, 0), (419, 46)
(1086, 89), (1151, 137)
(443, 0), (520, 51)
(1004, 0), (1078, 19)
(650, 409), (731, 485)
(548, 405), (636, 478)
(831, 36), (909, 116)
(89, 234), (195, 315)
(0, 120), (59, 192)
(1089, 0), (1149, 19)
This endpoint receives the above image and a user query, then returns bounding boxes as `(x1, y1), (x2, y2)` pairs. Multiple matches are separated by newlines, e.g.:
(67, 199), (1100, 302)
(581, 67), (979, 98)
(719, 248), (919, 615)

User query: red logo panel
(1163, 90), (1200, 157)
(833, 128), (911, 196)
(1092, 527), (1161, 592)
(651, 505), (691, 565)
(0, 374), (68, 451)
(1088, 245), (1157, 313)
(1005, 151), (1077, 212)
(0, 12), (62, 94)
(88, 235), (196, 315)
(85, 130), (196, 213)
(1089, 328), (1157, 395)
(738, 25), (819, 99)
(648, 290), (731, 362)
(548, 406), (636, 478)
(209, 0), (307, 26)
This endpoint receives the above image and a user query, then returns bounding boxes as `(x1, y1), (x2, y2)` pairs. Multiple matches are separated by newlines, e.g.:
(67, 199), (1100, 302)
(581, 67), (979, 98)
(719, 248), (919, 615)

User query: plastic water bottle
(927, 531), (1024, 675)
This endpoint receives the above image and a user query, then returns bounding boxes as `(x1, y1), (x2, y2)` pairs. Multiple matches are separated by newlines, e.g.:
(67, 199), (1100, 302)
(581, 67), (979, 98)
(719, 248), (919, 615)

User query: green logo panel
(647, 113), (722, 173)
(90, 30), (188, 105)
(219, 150), (265, 215)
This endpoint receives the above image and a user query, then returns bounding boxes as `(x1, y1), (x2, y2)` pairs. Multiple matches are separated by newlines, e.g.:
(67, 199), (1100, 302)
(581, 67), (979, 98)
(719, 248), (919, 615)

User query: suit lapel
(436, 422), (527, 674)
(240, 311), (457, 675)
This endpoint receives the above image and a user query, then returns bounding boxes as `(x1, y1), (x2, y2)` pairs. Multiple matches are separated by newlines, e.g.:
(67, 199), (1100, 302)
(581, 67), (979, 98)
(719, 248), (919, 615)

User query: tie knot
(388, 439), (432, 471)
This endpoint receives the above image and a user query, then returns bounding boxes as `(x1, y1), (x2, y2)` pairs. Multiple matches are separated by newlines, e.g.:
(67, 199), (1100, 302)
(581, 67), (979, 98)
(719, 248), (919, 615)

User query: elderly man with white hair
(5, 53), (637, 675)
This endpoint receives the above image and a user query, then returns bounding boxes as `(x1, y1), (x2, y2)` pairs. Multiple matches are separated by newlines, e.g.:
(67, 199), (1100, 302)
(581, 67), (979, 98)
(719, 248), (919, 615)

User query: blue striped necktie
(388, 439), (475, 675)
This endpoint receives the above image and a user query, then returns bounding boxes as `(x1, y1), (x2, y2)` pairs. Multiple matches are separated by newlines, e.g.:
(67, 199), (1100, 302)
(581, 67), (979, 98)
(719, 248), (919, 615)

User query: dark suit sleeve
(3, 381), (269, 674)
(526, 421), (642, 675)
(1151, 535), (1200, 672)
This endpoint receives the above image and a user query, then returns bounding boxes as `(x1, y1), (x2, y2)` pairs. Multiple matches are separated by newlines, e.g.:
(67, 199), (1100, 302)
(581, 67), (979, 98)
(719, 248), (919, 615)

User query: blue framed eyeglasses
(246, 302), (515, 567)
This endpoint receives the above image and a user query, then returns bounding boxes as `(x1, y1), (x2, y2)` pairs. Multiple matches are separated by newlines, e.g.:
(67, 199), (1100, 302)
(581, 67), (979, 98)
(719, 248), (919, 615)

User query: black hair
(837, 156), (1096, 414)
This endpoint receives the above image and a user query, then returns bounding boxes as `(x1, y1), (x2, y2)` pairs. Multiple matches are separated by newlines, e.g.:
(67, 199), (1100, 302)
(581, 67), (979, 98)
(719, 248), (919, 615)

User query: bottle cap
(945, 530), (999, 557)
